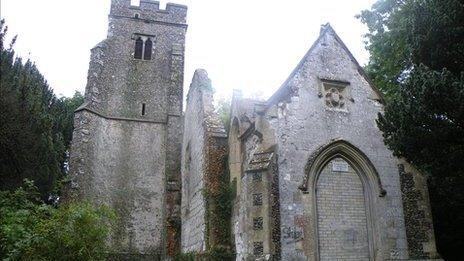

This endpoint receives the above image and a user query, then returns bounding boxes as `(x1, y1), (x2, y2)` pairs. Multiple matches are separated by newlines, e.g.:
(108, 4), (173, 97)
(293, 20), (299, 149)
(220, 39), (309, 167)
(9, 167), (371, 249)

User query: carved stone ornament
(325, 87), (345, 108)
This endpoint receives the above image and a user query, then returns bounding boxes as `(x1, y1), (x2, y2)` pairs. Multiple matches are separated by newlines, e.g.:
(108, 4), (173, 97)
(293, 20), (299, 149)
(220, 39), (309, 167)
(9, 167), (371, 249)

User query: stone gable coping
(266, 23), (384, 109)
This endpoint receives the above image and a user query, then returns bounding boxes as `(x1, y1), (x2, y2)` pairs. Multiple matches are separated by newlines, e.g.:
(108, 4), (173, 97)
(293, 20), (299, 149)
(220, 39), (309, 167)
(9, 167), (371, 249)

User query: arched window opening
(134, 13), (140, 19)
(144, 38), (153, 60)
(134, 37), (143, 59)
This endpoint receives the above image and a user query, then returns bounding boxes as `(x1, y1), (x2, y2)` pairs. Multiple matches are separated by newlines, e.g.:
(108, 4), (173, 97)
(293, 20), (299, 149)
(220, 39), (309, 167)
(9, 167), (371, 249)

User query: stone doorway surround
(316, 157), (370, 260)
(299, 140), (386, 261)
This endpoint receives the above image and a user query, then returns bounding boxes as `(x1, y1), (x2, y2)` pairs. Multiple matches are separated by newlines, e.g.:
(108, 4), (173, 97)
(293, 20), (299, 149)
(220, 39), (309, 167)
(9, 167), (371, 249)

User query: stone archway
(300, 140), (385, 261)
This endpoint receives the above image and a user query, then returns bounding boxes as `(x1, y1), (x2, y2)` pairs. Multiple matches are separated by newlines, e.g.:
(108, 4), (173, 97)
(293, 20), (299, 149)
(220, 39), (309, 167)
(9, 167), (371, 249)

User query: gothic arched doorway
(300, 140), (385, 261)
(316, 157), (370, 260)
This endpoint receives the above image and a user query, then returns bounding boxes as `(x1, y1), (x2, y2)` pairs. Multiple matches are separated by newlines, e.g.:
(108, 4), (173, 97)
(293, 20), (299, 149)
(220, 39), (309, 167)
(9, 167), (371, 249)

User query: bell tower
(66, 0), (187, 257)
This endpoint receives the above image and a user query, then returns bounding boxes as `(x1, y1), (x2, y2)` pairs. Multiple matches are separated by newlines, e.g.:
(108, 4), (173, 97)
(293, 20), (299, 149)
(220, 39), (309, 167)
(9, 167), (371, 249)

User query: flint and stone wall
(181, 70), (228, 253)
(399, 160), (440, 259)
(66, 0), (187, 256)
(263, 26), (409, 260)
(228, 25), (441, 260)
(66, 2), (441, 258)
(229, 94), (282, 260)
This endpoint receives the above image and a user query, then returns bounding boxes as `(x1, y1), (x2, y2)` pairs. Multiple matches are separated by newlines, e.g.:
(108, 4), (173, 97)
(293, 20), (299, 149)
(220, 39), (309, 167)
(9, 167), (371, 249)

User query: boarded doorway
(316, 158), (370, 260)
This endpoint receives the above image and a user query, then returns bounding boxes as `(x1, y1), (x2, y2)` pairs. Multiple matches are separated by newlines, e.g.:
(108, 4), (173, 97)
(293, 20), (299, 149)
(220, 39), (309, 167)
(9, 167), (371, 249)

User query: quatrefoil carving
(325, 87), (345, 108)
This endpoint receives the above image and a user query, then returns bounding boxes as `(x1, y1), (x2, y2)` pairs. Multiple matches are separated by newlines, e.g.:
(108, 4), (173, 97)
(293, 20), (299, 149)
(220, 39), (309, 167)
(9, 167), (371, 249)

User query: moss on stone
(203, 137), (234, 256)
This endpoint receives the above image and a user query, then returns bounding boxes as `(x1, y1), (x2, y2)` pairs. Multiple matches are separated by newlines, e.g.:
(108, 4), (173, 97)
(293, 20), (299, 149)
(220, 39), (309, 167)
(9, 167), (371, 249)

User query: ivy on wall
(203, 136), (234, 260)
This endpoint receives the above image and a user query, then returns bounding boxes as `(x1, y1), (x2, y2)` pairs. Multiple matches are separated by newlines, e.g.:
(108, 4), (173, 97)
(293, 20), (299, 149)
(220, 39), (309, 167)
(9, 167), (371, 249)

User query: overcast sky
(2, 0), (376, 100)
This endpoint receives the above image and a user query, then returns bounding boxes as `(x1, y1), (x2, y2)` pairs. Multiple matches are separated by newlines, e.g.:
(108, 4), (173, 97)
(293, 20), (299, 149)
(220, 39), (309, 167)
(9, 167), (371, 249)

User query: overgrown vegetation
(358, 0), (464, 259)
(0, 19), (84, 198)
(215, 98), (231, 132)
(0, 180), (115, 260)
(0, 19), (114, 260)
(174, 247), (235, 261)
(203, 140), (234, 260)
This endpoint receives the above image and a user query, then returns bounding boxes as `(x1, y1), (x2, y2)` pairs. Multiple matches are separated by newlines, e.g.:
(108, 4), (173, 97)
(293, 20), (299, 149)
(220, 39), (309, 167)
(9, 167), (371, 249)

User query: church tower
(66, 0), (187, 257)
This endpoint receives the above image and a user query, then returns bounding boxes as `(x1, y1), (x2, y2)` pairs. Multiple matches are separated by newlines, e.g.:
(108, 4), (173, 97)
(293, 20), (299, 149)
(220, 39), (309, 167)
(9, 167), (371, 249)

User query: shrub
(0, 180), (115, 260)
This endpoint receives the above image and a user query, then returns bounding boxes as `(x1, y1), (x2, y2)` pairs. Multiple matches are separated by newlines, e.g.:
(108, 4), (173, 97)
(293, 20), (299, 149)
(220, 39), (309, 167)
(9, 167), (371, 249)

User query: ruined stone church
(66, 0), (442, 260)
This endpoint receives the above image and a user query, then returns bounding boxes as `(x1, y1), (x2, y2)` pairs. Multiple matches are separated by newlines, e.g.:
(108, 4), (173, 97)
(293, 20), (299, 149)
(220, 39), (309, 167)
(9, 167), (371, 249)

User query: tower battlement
(111, 0), (187, 25)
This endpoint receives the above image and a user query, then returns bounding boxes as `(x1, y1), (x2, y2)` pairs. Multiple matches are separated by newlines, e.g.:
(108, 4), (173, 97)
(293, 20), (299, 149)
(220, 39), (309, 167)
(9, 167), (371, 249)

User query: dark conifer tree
(0, 20), (84, 197)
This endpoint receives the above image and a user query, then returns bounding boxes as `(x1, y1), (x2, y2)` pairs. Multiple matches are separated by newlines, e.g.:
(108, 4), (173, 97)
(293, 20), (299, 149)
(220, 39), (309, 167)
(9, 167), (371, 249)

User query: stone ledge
(76, 105), (167, 124)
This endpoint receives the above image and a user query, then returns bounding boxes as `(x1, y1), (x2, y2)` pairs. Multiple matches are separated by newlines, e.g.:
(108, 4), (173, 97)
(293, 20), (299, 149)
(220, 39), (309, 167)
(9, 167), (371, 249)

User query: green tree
(53, 92), (85, 150)
(216, 97), (231, 132)
(358, 0), (464, 98)
(358, 0), (464, 259)
(0, 180), (115, 260)
(0, 20), (84, 196)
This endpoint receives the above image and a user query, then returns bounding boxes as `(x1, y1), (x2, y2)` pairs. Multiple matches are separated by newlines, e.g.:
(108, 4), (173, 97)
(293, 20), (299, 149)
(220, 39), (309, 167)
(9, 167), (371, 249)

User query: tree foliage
(0, 19), (84, 197)
(0, 180), (115, 260)
(377, 66), (464, 176)
(359, 0), (464, 259)
(0, 20), (113, 259)
(358, 0), (464, 98)
(216, 97), (231, 132)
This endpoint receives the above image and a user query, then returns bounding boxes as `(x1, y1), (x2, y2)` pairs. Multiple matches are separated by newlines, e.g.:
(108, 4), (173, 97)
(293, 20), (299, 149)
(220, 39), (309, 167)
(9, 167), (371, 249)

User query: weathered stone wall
(86, 1), (187, 122)
(66, 2), (442, 258)
(181, 69), (229, 254)
(399, 160), (440, 259)
(220, 23), (439, 261)
(110, 0), (186, 25)
(228, 93), (281, 260)
(166, 114), (183, 255)
(269, 157), (282, 260)
(232, 172), (252, 260)
(69, 110), (166, 254)
(245, 154), (279, 260)
(204, 132), (229, 250)
(66, 0), (187, 256)
(181, 70), (208, 252)
(231, 130), (261, 260)
(264, 25), (409, 260)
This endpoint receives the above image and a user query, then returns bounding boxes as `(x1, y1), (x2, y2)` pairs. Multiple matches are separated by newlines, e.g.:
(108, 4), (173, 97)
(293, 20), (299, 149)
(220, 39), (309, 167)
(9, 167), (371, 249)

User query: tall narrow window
(144, 38), (152, 60)
(141, 103), (146, 116)
(134, 37), (143, 59)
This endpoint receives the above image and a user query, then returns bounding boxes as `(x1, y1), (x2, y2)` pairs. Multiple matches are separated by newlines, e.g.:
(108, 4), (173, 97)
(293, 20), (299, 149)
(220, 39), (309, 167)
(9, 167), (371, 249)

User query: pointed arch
(143, 38), (152, 60)
(134, 37), (143, 59)
(300, 139), (385, 260)
(299, 139), (386, 197)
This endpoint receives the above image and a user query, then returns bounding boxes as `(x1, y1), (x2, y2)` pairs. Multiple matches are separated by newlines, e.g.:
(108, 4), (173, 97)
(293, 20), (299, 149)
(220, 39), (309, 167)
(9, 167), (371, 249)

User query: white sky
(1, 0), (376, 100)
